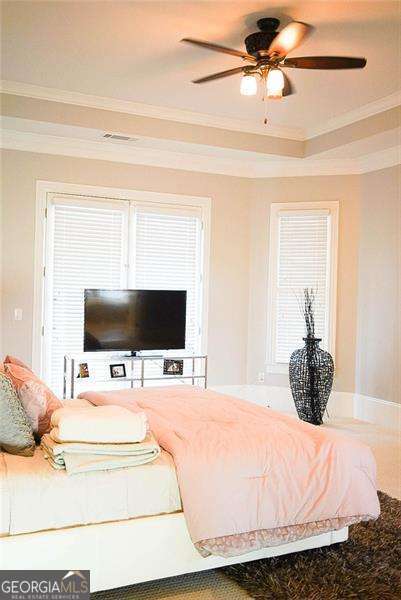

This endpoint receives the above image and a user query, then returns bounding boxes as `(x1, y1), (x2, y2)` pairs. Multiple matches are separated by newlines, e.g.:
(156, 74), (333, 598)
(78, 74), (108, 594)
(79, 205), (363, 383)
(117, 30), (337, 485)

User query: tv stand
(63, 353), (208, 399)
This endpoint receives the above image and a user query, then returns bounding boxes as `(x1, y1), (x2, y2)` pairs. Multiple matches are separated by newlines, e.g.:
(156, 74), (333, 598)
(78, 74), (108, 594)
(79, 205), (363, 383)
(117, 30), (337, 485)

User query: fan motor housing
(245, 18), (279, 57)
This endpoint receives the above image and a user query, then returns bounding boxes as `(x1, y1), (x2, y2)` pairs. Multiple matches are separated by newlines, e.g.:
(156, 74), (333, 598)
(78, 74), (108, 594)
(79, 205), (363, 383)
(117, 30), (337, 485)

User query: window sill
(265, 363), (289, 375)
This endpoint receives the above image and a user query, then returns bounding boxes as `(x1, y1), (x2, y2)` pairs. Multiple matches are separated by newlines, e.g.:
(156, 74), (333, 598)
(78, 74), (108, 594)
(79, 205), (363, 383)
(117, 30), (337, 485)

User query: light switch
(14, 308), (23, 321)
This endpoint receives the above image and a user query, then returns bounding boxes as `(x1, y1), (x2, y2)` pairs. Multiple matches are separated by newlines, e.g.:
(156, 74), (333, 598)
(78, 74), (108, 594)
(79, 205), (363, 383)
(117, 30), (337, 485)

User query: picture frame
(77, 362), (89, 378)
(163, 359), (184, 376)
(109, 363), (127, 379)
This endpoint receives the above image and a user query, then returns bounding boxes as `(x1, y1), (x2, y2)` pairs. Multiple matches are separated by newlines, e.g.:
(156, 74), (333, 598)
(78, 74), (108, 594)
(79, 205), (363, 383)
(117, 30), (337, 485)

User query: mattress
(0, 447), (182, 536)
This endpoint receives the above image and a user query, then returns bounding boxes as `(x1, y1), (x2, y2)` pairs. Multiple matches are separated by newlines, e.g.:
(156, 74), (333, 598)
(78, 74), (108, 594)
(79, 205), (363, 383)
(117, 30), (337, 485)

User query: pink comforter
(80, 386), (380, 556)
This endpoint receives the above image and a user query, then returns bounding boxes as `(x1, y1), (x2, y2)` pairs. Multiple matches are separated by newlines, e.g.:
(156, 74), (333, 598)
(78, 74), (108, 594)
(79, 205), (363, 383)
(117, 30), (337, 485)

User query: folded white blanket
(50, 405), (147, 443)
(41, 432), (160, 475)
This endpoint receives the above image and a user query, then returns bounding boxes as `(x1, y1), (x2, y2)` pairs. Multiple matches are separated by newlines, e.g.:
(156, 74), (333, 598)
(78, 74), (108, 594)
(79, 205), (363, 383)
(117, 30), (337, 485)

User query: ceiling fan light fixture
(266, 67), (284, 98)
(183, 17), (367, 122)
(240, 74), (257, 96)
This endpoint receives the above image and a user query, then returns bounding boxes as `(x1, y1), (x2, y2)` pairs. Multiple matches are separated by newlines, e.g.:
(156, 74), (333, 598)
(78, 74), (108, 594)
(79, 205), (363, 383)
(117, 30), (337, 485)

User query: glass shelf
(63, 354), (208, 399)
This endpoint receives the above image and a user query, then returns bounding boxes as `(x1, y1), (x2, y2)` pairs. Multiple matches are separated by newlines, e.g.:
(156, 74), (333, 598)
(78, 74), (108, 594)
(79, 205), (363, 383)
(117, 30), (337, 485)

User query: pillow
(4, 364), (63, 437)
(4, 355), (32, 372)
(0, 372), (35, 456)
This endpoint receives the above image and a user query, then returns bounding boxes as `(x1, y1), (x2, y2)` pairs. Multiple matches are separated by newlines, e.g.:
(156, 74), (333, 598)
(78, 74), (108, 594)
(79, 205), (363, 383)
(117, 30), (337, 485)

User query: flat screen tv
(84, 289), (186, 353)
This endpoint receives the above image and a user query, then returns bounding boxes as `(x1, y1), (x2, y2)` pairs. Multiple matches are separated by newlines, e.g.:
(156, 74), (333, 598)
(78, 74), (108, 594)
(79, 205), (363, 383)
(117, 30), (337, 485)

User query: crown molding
(0, 80), (305, 141)
(2, 128), (399, 178)
(2, 80), (400, 145)
(307, 91), (401, 139)
(0, 129), (257, 178)
(0, 129), (355, 177)
(358, 145), (401, 173)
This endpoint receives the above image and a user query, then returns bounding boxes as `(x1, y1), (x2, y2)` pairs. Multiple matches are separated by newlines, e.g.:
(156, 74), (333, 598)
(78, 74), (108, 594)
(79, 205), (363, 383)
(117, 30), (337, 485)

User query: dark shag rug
(222, 491), (401, 600)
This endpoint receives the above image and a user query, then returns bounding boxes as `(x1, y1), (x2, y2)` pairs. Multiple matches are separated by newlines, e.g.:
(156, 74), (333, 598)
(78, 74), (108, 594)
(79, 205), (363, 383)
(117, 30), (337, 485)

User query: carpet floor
(222, 491), (401, 599)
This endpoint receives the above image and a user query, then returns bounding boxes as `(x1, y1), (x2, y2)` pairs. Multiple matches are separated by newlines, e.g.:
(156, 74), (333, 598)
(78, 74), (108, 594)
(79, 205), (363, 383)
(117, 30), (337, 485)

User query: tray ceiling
(1, 1), (400, 132)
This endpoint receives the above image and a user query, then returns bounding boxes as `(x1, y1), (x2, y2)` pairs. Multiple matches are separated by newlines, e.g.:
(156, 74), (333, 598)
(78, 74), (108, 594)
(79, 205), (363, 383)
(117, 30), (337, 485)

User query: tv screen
(84, 289), (187, 352)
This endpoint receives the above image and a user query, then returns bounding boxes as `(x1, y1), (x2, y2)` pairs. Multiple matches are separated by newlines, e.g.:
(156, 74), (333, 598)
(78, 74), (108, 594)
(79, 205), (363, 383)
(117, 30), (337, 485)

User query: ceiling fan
(182, 18), (367, 121)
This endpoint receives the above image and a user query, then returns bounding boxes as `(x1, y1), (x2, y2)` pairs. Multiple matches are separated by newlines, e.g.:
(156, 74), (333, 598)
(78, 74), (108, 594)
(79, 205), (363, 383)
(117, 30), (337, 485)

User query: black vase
(289, 337), (334, 425)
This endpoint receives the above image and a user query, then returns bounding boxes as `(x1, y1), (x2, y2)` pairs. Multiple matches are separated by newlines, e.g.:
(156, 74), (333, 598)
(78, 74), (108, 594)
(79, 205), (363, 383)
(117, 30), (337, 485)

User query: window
(46, 197), (128, 394)
(266, 202), (338, 372)
(38, 186), (209, 395)
(134, 207), (202, 356)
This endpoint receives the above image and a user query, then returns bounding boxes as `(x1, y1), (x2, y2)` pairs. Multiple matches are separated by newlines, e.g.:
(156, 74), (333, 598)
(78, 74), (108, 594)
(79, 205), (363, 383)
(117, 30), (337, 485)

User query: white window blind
(134, 208), (202, 355)
(267, 204), (338, 368)
(43, 195), (205, 394)
(47, 199), (127, 394)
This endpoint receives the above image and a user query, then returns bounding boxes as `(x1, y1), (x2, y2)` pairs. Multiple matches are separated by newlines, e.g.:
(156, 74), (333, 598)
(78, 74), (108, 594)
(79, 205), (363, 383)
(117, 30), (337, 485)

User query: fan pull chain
(264, 95), (269, 125)
(262, 71), (268, 125)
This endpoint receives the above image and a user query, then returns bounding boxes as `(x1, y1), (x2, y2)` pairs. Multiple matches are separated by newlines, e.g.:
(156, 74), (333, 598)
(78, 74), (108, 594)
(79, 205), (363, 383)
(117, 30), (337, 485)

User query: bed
(0, 447), (181, 536)
(0, 386), (379, 592)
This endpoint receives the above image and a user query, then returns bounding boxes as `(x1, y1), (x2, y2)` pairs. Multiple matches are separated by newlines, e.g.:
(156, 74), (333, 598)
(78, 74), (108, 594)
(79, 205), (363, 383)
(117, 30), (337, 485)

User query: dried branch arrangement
(303, 288), (316, 338)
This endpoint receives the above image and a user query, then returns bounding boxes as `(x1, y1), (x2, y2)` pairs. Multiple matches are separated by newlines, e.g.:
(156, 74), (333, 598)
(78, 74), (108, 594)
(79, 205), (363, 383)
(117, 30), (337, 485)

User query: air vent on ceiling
(103, 133), (137, 142)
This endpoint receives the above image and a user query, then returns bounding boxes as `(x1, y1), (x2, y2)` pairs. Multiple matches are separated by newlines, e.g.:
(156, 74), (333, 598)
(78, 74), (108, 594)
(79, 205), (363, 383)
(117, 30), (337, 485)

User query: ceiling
(2, 1), (401, 133)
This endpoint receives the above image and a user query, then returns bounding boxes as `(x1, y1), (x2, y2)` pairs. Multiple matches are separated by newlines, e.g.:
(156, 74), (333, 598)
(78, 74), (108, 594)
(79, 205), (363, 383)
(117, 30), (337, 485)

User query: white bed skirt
(0, 512), (348, 592)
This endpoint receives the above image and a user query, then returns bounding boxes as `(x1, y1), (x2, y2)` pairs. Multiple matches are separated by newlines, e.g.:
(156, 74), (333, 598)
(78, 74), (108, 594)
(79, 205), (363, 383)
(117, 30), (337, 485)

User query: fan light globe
(240, 74), (257, 96)
(266, 68), (284, 98)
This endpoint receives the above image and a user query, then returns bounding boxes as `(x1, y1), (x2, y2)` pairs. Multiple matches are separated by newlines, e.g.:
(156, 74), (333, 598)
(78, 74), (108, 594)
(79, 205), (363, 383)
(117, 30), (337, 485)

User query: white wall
(1, 148), (400, 405)
(0, 149), (251, 386)
(247, 175), (361, 393)
(355, 165), (401, 404)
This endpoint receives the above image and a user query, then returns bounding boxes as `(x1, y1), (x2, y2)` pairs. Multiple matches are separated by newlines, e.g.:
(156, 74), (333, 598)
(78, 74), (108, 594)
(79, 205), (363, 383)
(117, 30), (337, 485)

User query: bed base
(0, 512), (348, 593)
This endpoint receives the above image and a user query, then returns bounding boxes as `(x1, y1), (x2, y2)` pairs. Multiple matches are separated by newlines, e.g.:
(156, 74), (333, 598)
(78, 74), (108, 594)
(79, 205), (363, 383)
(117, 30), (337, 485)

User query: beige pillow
(0, 373), (35, 456)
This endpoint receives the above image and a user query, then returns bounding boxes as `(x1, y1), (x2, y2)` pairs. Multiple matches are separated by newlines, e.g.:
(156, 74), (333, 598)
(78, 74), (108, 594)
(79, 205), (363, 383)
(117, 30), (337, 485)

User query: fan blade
(283, 56), (367, 69)
(268, 22), (312, 58)
(283, 72), (295, 96)
(192, 66), (245, 84)
(181, 38), (256, 62)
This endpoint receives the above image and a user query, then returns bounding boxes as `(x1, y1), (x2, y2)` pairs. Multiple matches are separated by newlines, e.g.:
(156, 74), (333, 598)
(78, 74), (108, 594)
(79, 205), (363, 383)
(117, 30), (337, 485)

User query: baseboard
(353, 393), (401, 432)
(211, 385), (401, 433)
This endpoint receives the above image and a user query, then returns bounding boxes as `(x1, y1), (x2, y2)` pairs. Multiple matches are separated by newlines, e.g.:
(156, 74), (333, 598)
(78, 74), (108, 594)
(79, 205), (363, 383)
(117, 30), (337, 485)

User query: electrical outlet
(257, 372), (265, 383)
(14, 308), (23, 321)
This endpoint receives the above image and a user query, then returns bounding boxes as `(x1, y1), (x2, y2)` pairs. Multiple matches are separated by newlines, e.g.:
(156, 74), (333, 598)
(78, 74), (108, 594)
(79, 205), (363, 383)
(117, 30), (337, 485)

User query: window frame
(33, 181), (211, 379)
(266, 201), (339, 374)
